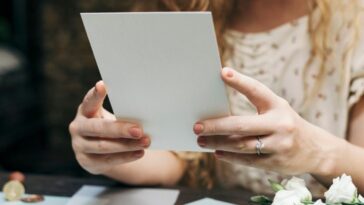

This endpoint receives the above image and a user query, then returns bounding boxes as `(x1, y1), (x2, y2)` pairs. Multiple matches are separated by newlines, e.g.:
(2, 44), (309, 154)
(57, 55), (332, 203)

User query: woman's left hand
(194, 67), (341, 176)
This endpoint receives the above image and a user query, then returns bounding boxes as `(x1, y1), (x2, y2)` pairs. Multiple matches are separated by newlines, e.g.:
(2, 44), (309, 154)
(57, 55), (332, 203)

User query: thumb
(221, 67), (279, 112)
(81, 81), (107, 118)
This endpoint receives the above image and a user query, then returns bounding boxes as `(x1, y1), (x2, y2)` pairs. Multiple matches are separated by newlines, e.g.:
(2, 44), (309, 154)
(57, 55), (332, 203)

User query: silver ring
(255, 137), (264, 156)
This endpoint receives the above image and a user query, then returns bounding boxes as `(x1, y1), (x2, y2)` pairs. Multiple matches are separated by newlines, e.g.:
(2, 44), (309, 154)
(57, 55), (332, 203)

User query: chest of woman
(224, 20), (349, 139)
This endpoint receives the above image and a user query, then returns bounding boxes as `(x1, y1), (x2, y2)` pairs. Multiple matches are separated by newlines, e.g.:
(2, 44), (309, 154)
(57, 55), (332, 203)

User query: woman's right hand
(69, 81), (150, 175)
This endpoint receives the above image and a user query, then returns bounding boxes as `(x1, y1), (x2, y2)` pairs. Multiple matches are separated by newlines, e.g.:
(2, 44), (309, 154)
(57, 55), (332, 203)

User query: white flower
(324, 174), (357, 204)
(282, 177), (306, 189)
(272, 190), (303, 205)
(282, 177), (312, 201)
(313, 199), (326, 205)
(359, 194), (364, 202)
(271, 177), (312, 205)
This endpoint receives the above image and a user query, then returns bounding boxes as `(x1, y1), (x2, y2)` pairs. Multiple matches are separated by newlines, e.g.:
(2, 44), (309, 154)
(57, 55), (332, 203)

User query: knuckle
(235, 119), (246, 132)
(248, 82), (259, 95)
(280, 138), (294, 152)
(205, 122), (216, 134)
(71, 139), (83, 152)
(117, 122), (127, 136)
(76, 154), (104, 175)
(68, 121), (78, 136)
(277, 116), (297, 134)
(76, 154), (91, 169)
(88, 169), (101, 175)
(87, 166), (104, 175)
(96, 140), (109, 153)
(247, 87), (260, 101)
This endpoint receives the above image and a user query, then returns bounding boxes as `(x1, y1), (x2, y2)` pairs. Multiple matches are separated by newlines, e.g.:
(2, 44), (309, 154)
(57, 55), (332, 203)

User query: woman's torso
(217, 13), (360, 195)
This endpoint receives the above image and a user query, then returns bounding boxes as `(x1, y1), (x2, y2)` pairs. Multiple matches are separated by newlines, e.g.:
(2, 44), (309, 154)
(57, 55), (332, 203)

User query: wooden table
(0, 172), (255, 204)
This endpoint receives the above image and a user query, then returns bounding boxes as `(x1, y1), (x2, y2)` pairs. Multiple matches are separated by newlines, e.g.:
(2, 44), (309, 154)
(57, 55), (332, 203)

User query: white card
(81, 12), (230, 151)
(66, 185), (179, 205)
(185, 197), (237, 205)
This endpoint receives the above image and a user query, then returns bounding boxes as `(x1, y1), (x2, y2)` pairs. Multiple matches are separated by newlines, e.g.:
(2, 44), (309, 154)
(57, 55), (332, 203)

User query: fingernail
(133, 150), (144, 158)
(193, 123), (204, 135)
(95, 81), (101, 93)
(215, 150), (224, 158)
(129, 127), (142, 138)
(223, 67), (234, 78)
(140, 137), (150, 148)
(197, 137), (207, 147)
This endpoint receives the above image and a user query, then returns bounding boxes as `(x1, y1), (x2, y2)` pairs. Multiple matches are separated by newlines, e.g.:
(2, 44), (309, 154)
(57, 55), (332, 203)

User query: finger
(77, 118), (143, 139)
(214, 150), (272, 169)
(81, 81), (107, 118)
(194, 115), (273, 136)
(197, 135), (273, 154)
(221, 67), (279, 112)
(74, 136), (150, 154)
(79, 150), (145, 174)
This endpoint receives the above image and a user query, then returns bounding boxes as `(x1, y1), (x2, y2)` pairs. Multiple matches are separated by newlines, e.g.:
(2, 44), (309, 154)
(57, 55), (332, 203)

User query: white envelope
(81, 12), (230, 152)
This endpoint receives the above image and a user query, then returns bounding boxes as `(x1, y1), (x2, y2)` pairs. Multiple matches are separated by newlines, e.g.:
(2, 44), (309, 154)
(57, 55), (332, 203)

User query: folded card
(81, 12), (230, 151)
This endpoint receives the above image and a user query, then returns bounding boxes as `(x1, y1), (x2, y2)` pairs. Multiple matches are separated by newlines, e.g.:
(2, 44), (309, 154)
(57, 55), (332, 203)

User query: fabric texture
(176, 4), (364, 197)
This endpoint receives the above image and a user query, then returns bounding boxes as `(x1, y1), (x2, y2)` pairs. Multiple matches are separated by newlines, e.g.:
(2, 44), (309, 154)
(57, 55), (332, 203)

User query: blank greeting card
(81, 12), (230, 151)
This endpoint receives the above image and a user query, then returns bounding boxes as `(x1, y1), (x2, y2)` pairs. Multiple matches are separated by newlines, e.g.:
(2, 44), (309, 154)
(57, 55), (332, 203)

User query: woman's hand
(193, 67), (341, 176)
(69, 81), (150, 175)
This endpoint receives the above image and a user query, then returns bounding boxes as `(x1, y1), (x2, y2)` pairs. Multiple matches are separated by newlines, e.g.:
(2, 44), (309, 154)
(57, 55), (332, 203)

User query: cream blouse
(178, 6), (364, 196)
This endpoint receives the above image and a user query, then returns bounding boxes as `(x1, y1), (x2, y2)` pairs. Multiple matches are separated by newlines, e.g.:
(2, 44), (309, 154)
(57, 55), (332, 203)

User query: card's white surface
(66, 185), (179, 205)
(185, 197), (237, 205)
(81, 12), (230, 151)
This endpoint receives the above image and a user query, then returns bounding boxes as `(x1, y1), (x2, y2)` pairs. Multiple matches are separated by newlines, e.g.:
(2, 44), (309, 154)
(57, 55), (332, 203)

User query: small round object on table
(21, 194), (45, 203)
(2, 180), (25, 201)
(9, 171), (26, 183)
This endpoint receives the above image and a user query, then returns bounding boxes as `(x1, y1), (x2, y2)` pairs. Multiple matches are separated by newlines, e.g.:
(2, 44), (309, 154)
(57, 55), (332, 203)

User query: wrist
(314, 143), (339, 178)
(308, 125), (344, 178)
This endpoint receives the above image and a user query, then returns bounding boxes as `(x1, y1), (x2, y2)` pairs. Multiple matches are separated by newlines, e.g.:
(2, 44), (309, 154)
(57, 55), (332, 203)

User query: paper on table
(66, 185), (179, 205)
(185, 197), (237, 205)
(81, 12), (230, 152)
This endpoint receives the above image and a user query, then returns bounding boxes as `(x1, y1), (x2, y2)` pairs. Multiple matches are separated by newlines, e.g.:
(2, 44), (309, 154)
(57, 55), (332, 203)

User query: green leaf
(301, 199), (314, 204)
(269, 179), (285, 192)
(250, 195), (272, 203)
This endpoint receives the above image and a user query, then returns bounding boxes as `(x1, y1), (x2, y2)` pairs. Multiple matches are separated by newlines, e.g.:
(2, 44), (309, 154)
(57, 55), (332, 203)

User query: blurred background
(0, 0), (134, 177)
